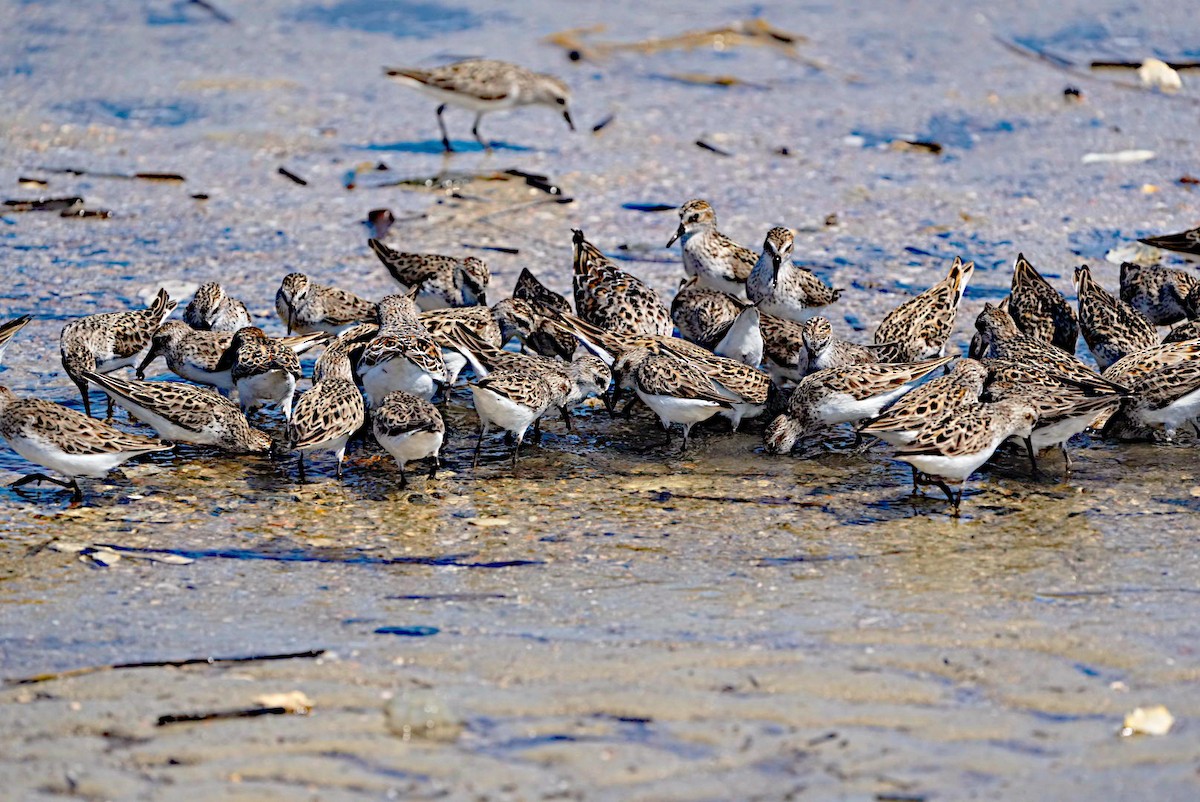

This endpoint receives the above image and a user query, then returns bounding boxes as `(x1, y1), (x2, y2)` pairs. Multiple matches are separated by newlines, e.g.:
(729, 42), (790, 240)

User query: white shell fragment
(1081, 150), (1155, 164)
(1138, 58), (1183, 93)
(1105, 242), (1162, 266)
(1121, 705), (1175, 736)
(254, 691), (314, 714)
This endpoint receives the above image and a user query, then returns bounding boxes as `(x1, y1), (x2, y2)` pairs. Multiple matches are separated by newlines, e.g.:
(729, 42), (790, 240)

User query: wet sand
(1, 1), (1199, 798)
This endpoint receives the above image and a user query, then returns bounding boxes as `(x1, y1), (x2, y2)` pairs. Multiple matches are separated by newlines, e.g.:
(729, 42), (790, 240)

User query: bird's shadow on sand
(351, 139), (533, 154)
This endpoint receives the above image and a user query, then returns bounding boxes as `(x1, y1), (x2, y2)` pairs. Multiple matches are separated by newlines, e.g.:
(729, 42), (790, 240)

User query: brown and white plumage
(276, 272), (377, 335)
(82, 371), (271, 454)
(285, 349), (364, 479)
(224, 327), (303, 420)
(470, 368), (571, 468)
(369, 238), (489, 310)
(972, 301), (1118, 390)
(764, 357), (953, 454)
(1103, 339), (1200, 386)
(384, 58), (573, 152)
(1119, 261), (1200, 327)
(373, 390), (445, 486)
(60, 289), (177, 418)
(667, 199), (756, 299)
(874, 256), (974, 361)
(625, 350), (734, 453)
(671, 276), (747, 348)
(420, 304), (504, 384)
(357, 292), (447, 405)
(1074, 264), (1158, 371)
(983, 361), (1121, 476)
(184, 282), (251, 332)
(860, 358), (988, 447)
(1104, 360), (1200, 441)
(802, 316), (895, 375)
(0, 385), (171, 501)
(0, 314), (32, 364)
(746, 227), (840, 322)
(894, 399), (1038, 516)
(512, 267), (576, 359)
(1008, 253), (1078, 353)
(760, 314), (809, 387)
(571, 229), (672, 337)
(137, 321), (327, 392)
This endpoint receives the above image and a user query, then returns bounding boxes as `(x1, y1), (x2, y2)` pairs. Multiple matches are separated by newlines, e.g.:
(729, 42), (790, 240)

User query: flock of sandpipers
(2, 59), (1199, 514)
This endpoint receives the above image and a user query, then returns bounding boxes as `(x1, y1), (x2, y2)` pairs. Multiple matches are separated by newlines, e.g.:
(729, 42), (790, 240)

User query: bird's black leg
(398, 466), (408, 489)
(335, 455), (344, 480)
(511, 433), (522, 468)
(910, 465), (921, 495)
(532, 418), (543, 445)
(560, 406), (574, 433)
(69, 479), (82, 503)
(471, 113), (489, 151)
(436, 104), (453, 153)
(427, 456), (440, 479)
(953, 484), (964, 517)
(1059, 443), (1073, 479)
(679, 424), (691, 455)
(620, 395), (640, 418)
(10, 473), (72, 490)
(473, 423), (485, 468)
(297, 454), (306, 482)
(1024, 436), (1044, 480)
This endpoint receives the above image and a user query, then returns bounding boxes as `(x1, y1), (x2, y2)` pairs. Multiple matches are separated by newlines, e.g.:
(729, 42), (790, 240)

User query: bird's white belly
(377, 429), (443, 469)
(363, 358), (438, 405)
(1139, 387), (1200, 434)
(818, 387), (909, 426)
(900, 448), (994, 484)
(637, 391), (723, 428)
(9, 434), (133, 479)
(471, 386), (538, 436)
(237, 371), (295, 410)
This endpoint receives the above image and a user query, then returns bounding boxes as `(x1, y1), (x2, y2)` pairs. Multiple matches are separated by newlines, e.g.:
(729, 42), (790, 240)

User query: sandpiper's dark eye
(688, 214), (699, 223)
(556, 97), (566, 105)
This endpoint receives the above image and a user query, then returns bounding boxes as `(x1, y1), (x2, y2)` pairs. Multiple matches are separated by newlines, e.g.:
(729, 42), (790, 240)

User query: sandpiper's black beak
(666, 223), (685, 249)
(771, 251), (783, 280)
(563, 110), (575, 131)
(135, 343), (160, 380)
(286, 301), (295, 336)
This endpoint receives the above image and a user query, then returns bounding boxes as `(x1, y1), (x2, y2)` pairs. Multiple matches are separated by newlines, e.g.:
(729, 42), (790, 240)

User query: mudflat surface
(1, 1), (1198, 799)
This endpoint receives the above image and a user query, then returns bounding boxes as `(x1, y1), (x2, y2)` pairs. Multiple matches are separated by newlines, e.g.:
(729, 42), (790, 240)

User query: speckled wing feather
(874, 257), (973, 359)
(369, 238), (453, 287)
(473, 370), (557, 413)
(657, 340), (770, 404)
(760, 314), (807, 370)
(113, 289), (176, 359)
(83, 371), (235, 434)
(636, 353), (735, 407)
(420, 306), (501, 346)
(861, 362), (986, 435)
(1128, 360), (1200, 411)
(232, 338), (302, 382)
(514, 267), (570, 313)
(671, 279), (745, 346)
(893, 403), (996, 458)
(360, 329), (446, 379)
(1138, 225), (1200, 256)
(571, 229), (671, 337)
(1075, 265), (1158, 369)
(1119, 262), (1199, 326)
(714, 232), (758, 283)
(373, 391), (444, 438)
(288, 380), (365, 450)
(795, 357), (953, 413)
(322, 286), (378, 327)
(1103, 340), (1200, 384)
(386, 60), (518, 101)
(1, 398), (170, 455)
(1008, 253), (1078, 351)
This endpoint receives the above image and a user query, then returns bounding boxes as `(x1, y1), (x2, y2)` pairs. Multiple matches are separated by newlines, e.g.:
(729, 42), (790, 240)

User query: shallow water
(1, 0), (1199, 798)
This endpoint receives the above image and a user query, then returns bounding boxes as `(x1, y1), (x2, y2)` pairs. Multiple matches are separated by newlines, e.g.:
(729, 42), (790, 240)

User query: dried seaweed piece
(17, 177), (47, 188)
(277, 166), (308, 185)
(4, 197), (83, 212)
(545, 19), (806, 61)
(6, 649), (326, 685)
(60, 208), (112, 219)
(591, 113), (615, 133)
(695, 139), (732, 156)
(890, 139), (943, 154)
(658, 72), (768, 88)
